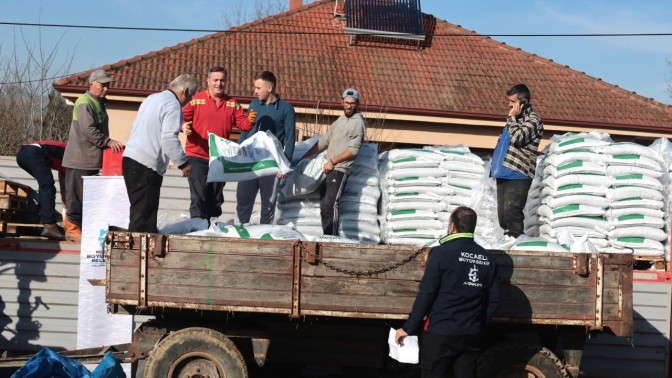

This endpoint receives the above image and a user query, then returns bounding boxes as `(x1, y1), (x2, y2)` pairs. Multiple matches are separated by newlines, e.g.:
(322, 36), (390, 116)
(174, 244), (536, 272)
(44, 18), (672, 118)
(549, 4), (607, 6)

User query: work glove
(247, 109), (257, 124)
(182, 121), (192, 136)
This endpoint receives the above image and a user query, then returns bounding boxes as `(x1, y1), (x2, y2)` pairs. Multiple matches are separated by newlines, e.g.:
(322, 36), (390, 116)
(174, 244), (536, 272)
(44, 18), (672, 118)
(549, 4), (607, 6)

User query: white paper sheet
(388, 328), (419, 364)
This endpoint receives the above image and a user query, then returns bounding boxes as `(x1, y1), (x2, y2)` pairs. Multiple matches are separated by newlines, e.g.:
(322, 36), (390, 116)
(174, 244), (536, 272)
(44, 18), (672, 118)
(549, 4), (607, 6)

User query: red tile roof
(54, 0), (672, 131)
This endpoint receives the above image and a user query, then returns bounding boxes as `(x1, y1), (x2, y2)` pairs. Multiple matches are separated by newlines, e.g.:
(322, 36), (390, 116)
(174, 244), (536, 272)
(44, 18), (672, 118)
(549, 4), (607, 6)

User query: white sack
(208, 131), (292, 182)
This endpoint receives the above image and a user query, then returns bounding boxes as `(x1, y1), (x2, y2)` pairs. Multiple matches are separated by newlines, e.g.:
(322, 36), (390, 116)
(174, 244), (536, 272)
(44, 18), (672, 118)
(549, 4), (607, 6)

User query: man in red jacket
(182, 66), (256, 221)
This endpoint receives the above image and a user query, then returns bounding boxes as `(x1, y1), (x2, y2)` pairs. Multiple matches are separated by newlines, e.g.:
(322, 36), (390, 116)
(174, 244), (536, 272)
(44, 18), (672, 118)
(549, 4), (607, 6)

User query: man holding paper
(395, 207), (501, 378)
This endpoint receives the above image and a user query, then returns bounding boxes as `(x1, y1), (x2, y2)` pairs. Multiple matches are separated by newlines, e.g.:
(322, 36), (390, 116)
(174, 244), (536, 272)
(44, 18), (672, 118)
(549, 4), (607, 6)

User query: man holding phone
(490, 84), (543, 238)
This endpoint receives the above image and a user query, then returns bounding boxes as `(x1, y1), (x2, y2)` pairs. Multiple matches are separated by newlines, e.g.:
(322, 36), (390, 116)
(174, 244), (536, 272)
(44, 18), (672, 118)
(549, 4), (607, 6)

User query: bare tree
(0, 28), (75, 155)
(220, 0), (288, 29)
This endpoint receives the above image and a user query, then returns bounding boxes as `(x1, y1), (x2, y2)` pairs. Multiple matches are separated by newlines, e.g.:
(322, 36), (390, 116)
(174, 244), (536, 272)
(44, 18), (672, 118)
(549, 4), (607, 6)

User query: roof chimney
(290, 0), (302, 11)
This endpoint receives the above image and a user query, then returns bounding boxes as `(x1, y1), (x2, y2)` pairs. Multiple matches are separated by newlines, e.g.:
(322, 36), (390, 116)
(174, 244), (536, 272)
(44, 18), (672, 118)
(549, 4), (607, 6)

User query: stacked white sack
(337, 143), (381, 244)
(423, 145), (486, 219)
(276, 192), (323, 236)
(649, 137), (672, 263)
(523, 155), (545, 237)
(378, 148), (448, 245)
(538, 132), (612, 251)
(602, 142), (667, 256)
(468, 159), (507, 248)
(276, 136), (325, 236)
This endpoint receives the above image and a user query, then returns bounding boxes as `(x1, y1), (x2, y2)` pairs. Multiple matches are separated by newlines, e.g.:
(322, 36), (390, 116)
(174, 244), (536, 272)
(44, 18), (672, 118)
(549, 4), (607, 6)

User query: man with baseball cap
(302, 88), (366, 235)
(62, 69), (124, 240)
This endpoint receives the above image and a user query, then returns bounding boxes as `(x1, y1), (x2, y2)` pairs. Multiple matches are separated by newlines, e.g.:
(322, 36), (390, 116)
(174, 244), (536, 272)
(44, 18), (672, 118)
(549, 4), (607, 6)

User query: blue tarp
(11, 347), (125, 378)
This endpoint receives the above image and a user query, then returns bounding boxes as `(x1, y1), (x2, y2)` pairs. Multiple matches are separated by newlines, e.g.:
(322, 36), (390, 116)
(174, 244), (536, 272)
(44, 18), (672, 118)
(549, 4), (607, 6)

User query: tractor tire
(144, 327), (248, 378)
(476, 341), (571, 378)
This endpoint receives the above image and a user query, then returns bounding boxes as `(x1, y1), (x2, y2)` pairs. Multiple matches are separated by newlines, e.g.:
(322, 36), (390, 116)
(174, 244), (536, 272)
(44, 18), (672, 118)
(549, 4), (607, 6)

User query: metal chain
(300, 243), (426, 278)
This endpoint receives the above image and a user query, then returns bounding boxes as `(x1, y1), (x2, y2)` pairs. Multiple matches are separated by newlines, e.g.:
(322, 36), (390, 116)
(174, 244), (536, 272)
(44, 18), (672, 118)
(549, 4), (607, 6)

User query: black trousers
(187, 157), (225, 220)
(420, 332), (481, 378)
(123, 157), (163, 233)
(65, 168), (99, 226)
(319, 170), (348, 236)
(16, 145), (58, 224)
(496, 178), (532, 238)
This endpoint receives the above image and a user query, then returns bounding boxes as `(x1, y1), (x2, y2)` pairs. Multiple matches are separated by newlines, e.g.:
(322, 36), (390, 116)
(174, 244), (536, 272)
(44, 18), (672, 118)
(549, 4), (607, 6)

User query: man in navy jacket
(396, 206), (501, 378)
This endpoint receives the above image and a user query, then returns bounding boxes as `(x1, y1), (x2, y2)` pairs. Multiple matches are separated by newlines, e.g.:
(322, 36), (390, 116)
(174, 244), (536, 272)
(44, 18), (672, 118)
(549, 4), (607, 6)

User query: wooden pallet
(0, 194), (29, 211)
(0, 179), (31, 197)
(0, 221), (44, 236)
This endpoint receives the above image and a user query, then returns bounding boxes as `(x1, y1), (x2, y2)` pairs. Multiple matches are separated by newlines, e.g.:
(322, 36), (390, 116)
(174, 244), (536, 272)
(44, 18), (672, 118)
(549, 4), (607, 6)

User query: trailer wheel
(144, 327), (248, 378)
(476, 342), (570, 378)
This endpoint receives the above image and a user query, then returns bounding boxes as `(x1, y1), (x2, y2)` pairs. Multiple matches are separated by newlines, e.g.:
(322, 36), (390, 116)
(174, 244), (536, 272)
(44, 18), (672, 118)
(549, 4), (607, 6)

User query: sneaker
(41, 223), (66, 241)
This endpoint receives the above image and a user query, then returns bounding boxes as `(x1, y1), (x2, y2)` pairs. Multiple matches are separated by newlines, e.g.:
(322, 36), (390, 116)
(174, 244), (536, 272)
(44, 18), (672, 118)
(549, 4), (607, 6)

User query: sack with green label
(207, 131), (292, 182)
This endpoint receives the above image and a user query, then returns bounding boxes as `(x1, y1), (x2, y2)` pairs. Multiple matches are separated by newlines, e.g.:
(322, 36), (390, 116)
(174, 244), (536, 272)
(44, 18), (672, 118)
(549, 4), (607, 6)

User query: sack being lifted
(207, 131), (292, 182)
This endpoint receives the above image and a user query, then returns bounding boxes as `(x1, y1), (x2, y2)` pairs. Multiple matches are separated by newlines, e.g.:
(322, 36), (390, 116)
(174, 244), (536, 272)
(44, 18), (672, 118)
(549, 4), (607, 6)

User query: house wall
(64, 92), (672, 150)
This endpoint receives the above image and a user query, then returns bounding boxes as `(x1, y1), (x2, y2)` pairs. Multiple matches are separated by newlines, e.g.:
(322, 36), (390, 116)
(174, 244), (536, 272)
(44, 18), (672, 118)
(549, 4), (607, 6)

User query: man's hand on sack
(182, 121), (193, 136)
(247, 109), (257, 124)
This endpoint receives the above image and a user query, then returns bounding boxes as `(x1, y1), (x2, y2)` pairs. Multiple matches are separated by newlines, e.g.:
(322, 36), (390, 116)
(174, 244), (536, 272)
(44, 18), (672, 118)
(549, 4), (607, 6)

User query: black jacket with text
(402, 233), (501, 336)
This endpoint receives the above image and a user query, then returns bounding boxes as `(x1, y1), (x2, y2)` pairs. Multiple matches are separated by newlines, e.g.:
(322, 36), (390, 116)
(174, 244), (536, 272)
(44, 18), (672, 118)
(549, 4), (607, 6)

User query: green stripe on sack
(209, 134), (219, 157)
(394, 177), (419, 181)
(391, 209), (417, 216)
(557, 160), (584, 171)
(615, 174), (643, 180)
(553, 204), (580, 214)
(439, 150), (466, 155)
(616, 237), (644, 243)
(234, 225), (251, 238)
(396, 192), (419, 197)
(612, 154), (641, 160)
(558, 138), (585, 147)
(517, 241), (549, 247)
(557, 184), (584, 191)
(618, 197), (643, 202)
(220, 159), (279, 173)
(259, 233), (273, 240)
(392, 157), (417, 163)
(394, 229), (418, 233)
(617, 214), (645, 221)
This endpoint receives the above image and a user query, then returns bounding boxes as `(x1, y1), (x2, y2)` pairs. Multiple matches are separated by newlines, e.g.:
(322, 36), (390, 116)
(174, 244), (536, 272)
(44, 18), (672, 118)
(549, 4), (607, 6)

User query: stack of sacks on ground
(602, 142), (667, 256)
(337, 143), (381, 244)
(523, 155), (545, 237)
(537, 132), (613, 251)
(649, 138), (672, 262)
(378, 148), (448, 246)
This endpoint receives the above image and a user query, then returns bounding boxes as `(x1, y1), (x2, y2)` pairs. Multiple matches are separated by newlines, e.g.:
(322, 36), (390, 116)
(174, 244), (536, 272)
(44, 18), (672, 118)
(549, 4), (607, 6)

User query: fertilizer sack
(207, 131), (292, 182)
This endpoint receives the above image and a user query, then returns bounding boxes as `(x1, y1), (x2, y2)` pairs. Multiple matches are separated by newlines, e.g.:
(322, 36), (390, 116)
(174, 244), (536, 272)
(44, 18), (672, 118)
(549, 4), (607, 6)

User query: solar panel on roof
(345, 0), (425, 41)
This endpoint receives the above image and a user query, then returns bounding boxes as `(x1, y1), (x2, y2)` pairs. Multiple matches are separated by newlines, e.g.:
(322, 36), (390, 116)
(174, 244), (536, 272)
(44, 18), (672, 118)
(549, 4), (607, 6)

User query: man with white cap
(303, 88), (366, 235)
(62, 69), (124, 240)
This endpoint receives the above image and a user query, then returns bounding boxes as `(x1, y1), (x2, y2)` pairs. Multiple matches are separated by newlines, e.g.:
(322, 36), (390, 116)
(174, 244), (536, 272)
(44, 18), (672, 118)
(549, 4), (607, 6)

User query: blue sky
(1, 0), (671, 104)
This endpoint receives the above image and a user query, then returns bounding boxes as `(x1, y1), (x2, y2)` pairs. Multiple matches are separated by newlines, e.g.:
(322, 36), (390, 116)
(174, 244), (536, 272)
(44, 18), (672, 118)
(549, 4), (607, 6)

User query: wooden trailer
(99, 232), (633, 378)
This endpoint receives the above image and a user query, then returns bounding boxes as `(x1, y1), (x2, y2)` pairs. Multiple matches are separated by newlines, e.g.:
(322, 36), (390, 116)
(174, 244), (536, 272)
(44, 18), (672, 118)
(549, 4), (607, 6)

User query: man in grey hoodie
(303, 88), (366, 235)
